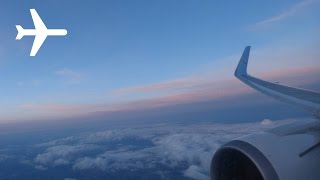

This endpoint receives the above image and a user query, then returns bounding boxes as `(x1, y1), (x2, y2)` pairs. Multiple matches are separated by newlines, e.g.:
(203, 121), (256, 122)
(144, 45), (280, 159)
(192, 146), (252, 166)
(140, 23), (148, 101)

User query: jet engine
(210, 46), (320, 180)
(210, 133), (320, 180)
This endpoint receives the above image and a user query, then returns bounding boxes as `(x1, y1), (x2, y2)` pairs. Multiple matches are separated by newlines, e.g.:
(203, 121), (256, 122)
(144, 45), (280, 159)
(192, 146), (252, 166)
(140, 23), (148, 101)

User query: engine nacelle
(210, 132), (320, 180)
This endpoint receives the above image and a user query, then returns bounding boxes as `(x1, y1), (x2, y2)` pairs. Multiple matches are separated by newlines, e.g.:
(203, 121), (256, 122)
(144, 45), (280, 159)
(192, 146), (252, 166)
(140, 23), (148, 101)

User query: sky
(0, 1), (319, 179)
(0, 0), (319, 122)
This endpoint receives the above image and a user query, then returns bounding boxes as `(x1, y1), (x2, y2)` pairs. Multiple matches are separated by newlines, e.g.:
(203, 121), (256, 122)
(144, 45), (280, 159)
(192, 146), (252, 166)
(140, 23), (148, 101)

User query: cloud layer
(26, 119), (294, 179)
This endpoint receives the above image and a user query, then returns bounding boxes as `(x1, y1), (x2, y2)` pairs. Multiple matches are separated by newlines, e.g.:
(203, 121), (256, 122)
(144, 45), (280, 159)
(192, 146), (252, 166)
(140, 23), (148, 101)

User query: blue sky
(0, 0), (319, 121)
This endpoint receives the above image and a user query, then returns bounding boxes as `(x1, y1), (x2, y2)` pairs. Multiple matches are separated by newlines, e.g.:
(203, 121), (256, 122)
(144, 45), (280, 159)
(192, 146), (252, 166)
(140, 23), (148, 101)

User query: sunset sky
(0, 0), (319, 122)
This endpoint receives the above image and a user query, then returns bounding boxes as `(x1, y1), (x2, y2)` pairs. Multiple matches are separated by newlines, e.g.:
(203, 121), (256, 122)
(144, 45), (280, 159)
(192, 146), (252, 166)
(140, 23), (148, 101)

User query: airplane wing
(30, 9), (47, 56)
(211, 47), (320, 180)
(235, 46), (320, 119)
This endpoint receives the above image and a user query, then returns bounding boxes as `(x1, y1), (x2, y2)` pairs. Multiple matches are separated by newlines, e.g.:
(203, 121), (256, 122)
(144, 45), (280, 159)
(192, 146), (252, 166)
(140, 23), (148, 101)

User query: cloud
(184, 165), (208, 180)
(53, 159), (70, 166)
(30, 119), (296, 179)
(55, 68), (82, 84)
(261, 119), (274, 126)
(0, 154), (12, 162)
(84, 130), (126, 143)
(36, 130), (126, 148)
(34, 145), (96, 167)
(34, 165), (47, 171)
(35, 136), (79, 148)
(73, 148), (152, 171)
(253, 0), (319, 28)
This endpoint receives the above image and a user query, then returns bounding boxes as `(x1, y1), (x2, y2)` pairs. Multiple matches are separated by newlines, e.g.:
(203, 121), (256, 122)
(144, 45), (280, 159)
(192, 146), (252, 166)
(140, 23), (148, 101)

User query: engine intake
(210, 133), (320, 180)
(211, 140), (278, 180)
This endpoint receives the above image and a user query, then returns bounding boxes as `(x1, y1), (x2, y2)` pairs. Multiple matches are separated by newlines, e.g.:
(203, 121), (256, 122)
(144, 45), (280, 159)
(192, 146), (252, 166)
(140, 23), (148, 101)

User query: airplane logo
(16, 9), (67, 56)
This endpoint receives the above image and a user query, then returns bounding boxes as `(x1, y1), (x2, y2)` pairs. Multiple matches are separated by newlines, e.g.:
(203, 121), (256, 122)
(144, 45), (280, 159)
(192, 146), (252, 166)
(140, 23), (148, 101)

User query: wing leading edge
(235, 46), (320, 119)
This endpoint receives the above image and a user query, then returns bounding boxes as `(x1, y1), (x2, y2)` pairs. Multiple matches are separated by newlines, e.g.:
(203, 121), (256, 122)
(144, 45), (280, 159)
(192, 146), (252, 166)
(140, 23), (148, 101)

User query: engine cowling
(210, 132), (320, 180)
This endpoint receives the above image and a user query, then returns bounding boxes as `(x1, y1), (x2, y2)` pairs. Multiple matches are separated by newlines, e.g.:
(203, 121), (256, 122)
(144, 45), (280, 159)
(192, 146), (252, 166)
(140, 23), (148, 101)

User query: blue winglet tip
(235, 46), (251, 78)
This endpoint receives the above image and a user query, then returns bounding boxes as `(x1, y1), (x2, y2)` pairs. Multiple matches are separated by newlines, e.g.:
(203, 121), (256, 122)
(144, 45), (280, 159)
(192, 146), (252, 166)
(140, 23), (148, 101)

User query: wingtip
(234, 46), (251, 78)
(246, 46), (251, 53)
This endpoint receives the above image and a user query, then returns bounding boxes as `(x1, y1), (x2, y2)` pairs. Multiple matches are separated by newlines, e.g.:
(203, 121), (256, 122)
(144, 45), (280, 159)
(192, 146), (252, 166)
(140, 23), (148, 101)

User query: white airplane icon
(16, 9), (67, 56)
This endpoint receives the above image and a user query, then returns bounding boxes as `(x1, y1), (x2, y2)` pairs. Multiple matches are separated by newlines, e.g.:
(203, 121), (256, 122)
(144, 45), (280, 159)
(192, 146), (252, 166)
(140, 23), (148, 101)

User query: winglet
(233, 46), (320, 118)
(16, 25), (24, 40)
(235, 46), (251, 78)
